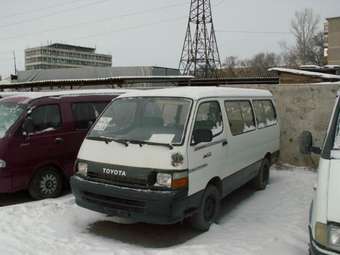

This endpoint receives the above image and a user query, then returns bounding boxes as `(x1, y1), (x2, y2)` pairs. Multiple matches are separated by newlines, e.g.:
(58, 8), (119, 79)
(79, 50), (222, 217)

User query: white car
(301, 91), (340, 255)
(71, 87), (280, 231)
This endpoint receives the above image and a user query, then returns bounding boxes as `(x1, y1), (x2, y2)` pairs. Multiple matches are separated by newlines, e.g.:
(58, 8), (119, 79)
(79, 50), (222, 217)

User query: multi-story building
(25, 43), (112, 70)
(324, 16), (340, 65)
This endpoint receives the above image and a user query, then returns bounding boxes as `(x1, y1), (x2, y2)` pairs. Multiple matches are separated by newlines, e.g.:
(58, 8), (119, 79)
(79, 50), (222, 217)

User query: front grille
(82, 191), (145, 213)
(87, 171), (156, 188)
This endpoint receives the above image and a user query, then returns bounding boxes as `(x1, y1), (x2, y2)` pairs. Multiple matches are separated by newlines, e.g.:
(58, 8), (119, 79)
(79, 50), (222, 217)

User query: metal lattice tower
(179, 0), (221, 78)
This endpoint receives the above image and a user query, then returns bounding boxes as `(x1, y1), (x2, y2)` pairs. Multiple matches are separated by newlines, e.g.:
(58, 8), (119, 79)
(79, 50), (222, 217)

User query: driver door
(9, 104), (65, 190)
(188, 100), (228, 196)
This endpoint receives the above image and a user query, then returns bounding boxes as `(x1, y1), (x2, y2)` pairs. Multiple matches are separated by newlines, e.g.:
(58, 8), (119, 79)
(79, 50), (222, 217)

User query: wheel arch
(264, 152), (272, 164)
(206, 176), (223, 195)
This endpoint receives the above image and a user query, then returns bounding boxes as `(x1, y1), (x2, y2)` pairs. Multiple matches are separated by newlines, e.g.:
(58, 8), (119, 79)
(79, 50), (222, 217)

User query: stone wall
(224, 83), (340, 167)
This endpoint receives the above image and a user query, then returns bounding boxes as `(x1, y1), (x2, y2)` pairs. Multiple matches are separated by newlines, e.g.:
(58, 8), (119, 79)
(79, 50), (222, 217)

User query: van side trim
(221, 160), (262, 197)
(189, 163), (208, 173)
(194, 139), (228, 151)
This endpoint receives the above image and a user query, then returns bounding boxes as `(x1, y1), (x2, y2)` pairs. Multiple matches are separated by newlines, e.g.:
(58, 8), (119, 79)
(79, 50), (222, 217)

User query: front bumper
(71, 175), (195, 224)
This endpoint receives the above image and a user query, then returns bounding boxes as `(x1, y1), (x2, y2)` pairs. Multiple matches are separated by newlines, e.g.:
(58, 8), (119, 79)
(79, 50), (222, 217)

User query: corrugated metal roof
(16, 66), (180, 82)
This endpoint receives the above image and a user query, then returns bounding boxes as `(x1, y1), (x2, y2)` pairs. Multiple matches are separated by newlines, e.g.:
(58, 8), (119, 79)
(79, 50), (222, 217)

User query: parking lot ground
(0, 166), (315, 255)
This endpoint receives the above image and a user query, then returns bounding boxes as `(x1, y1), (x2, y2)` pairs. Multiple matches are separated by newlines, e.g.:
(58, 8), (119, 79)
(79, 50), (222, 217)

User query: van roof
(4, 89), (137, 101)
(118, 87), (272, 100)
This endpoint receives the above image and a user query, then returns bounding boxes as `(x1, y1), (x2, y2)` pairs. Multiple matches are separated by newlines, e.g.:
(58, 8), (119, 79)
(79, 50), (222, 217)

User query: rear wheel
(190, 185), (220, 231)
(28, 166), (63, 200)
(252, 158), (270, 190)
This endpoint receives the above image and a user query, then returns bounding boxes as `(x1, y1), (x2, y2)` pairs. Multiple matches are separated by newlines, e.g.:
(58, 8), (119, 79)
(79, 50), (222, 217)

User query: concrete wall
(224, 83), (340, 167)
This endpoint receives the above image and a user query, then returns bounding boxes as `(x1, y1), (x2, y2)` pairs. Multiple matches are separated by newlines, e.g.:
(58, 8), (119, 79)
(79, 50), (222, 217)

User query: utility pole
(13, 50), (17, 75)
(179, 0), (221, 78)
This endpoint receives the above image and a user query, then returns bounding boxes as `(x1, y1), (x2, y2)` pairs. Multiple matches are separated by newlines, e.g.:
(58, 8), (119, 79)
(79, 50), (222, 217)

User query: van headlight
(77, 162), (88, 176)
(155, 171), (188, 189)
(155, 173), (172, 188)
(0, 159), (6, 168)
(329, 224), (340, 251)
(315, 222), (340, 252)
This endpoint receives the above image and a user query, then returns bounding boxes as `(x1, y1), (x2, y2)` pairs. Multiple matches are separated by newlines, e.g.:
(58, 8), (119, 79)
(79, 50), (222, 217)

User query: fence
(225, 83), (340, 167)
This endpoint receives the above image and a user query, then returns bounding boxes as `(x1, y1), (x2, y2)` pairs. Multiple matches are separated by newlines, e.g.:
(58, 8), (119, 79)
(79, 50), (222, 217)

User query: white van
(301, 91), (340, 255)
(71, 87), (280, 230)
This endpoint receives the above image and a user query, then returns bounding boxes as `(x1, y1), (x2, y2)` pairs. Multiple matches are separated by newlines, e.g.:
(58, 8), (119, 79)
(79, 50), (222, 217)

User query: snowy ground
(0, 166), (316, 255)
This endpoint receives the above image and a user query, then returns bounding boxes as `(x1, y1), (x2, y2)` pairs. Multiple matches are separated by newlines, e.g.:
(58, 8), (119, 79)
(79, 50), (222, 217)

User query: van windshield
(0, 102), (25, 138)
(89, 97), (192, 145)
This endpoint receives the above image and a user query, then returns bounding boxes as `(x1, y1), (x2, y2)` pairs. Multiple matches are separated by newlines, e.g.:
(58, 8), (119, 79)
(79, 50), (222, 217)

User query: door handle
(203, 152), (212, 159)
(55, 137), (64, 144)
(222, 139), (228, 146)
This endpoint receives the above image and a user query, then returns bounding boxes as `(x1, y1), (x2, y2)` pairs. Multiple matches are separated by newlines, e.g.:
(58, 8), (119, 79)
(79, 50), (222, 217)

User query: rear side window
(225, 101), (256, 136)
(72, 102), (108, 130)
(194, 101), (223, 137)
(30, 104), (62, 133)
(253, 100), (277, 128)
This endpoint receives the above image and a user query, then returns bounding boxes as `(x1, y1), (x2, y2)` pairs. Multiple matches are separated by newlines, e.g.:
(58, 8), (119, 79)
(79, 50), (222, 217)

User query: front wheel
(190, 185), (220, 231)
(28, 166), (63, 200)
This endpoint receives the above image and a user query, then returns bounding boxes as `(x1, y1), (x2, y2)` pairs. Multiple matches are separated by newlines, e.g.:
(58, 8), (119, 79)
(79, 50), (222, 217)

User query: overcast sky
(0, 0), (339, 77)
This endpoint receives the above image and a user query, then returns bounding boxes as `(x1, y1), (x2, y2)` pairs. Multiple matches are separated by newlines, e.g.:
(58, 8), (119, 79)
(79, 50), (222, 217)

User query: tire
(190, 185), (221, 231)
(252, 158), (270, 190)
(28, 166), (63, 200)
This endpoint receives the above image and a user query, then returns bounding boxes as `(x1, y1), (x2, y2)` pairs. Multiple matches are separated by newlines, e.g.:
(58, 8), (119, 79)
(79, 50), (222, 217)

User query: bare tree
(222, 52), (282, 77)
(248, 52), (282, 73)
(311, 31), (325, 65)
(290, 8), (321, 65)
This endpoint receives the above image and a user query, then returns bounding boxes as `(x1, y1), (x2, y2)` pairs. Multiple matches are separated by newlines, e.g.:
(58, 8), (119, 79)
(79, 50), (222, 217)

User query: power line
(0, 0), (91, 21)
(73, 15), (187, 41)
(0, 0), (111, 30)
(216, 29), (291, 35)
(0, 15), (186, 56)
(0, 2), (185, 41)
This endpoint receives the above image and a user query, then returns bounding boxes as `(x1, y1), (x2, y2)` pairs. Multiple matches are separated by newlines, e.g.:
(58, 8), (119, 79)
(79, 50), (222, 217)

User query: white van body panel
(78, 139), (188, 170)
(187, 98), (229, 195)
(186, 96), (279, 196)
(311, 158), (331, 236)
(328, 157), (340, 223)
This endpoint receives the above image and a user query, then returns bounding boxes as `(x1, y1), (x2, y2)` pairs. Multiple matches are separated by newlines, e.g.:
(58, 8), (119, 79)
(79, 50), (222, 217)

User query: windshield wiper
(127, 139), (174, 150)
(87, 136), (128, 147)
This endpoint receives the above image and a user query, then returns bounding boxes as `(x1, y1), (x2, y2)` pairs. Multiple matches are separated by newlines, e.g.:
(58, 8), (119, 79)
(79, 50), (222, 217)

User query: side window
(30, 105), (62, 133)
(240, 101), (256, 131)
(72, 102), (108, 130)
(93, 102), (108, 115)
(193, 101), (223, 137)
(225, 101), (256, 136)
(253, 100), (277, 128)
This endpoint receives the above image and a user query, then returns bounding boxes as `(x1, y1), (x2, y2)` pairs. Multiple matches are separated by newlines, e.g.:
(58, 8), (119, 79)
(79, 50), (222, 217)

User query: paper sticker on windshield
(148, 134), (175, 144)
(94, 117), (112, 131)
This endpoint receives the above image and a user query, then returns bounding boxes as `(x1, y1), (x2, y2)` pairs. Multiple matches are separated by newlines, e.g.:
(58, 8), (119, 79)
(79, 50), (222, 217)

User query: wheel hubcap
(40, 173), (58, 195)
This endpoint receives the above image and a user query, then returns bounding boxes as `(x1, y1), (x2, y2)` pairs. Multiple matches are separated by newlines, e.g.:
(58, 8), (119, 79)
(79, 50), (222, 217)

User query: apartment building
(25, 43), (112, 70)
(325, 16), (340, 65)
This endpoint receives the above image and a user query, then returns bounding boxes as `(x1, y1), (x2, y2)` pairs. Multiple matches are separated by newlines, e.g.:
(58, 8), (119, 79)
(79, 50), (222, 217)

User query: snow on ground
(0, 166), (316, 255)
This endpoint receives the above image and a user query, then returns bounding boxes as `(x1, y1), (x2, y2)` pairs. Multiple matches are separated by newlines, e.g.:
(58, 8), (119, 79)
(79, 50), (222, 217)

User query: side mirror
(299, 130), (321, 155)
(22, 117), (34, 136)
(192, 129), (213, 145)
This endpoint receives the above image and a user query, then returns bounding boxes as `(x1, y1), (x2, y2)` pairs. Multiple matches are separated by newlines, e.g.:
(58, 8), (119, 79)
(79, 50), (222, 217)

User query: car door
(10, 103), (65, 190)
(224, 100), (258, 175)
(187, 99), (228, 196)
(62, 101), (109, 175)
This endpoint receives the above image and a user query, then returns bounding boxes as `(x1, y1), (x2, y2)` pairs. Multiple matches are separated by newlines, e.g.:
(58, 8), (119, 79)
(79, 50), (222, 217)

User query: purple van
(0, 90), (129, 199)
